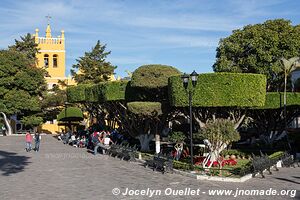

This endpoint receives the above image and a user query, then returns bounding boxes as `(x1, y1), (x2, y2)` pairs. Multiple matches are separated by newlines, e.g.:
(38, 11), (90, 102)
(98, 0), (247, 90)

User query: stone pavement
(0, 135), (299, 200)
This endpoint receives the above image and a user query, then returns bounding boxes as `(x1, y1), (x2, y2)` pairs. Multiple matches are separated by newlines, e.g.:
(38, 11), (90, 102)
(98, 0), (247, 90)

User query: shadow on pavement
(274, 177), (300, 185)
(0, 150), (31, 176)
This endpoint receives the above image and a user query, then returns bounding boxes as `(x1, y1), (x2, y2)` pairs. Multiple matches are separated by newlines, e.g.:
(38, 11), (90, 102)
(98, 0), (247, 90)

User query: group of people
(92, 131), (114, 155)
(58, 128), (117, 155)
(25, 131), (41, 152)
(59, 130), (88, 148)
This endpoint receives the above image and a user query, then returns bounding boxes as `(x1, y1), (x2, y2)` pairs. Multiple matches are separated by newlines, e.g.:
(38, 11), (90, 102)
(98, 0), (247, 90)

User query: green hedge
(67, 84), (91, 103)
(67, 81), (127, 103)
(96, 81), (127, 102)
(131, 64), (181, 88)
(125, 81), (169, 102)
(127, 102), (162, 116)
(262, 92), (300, 109)
(169, 73), (266, 107)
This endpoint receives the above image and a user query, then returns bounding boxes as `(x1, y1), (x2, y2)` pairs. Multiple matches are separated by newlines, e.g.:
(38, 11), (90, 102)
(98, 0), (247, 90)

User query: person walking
(25, 131), (33, 152)
(34, 132), (41, 152)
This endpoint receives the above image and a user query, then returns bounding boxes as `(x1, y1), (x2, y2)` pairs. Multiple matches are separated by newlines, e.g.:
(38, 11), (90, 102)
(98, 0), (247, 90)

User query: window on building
(44, 54), (49, 67)
(53, 54), (58, 68)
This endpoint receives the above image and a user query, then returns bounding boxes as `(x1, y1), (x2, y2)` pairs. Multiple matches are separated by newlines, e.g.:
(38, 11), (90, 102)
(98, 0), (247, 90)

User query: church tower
(33, 23), (66, 88)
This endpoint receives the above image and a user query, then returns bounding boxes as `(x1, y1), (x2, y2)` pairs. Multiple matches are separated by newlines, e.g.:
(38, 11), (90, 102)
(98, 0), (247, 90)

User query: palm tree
(280, 57), (299, 149)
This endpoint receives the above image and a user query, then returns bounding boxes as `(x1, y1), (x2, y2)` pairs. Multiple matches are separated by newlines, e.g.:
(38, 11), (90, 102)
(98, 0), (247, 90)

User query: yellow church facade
(33, 24), (75, 134)
(33, 23), (118, 134)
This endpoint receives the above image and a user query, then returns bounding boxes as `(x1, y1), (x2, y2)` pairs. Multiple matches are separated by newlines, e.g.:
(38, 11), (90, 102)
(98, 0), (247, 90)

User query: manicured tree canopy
(127, 102), (162, 116)
(67, 84), (90, 103)
(131, 64), (181, 88)
(248, 92), (300, 145)
(67, 81), (128, 103)
(128, 64), (181, 102)
(57, 107), (84, 121)
(259, 92), (300, 109)
(95, 81), (127, 102)
(169, 73), (266, 107)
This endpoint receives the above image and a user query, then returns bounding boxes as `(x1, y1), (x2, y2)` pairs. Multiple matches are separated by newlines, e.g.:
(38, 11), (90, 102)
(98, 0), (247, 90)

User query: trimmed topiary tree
(125, 102), (163, 152)
(169, 72), (266, 107)
(125, 65), (181, 152)
(248, 92), (300, 145)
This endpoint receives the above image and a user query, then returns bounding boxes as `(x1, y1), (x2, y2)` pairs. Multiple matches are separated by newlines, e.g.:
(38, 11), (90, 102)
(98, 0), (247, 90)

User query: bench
(145, 154), (173, 174)
(251, 153), (278, 178)
(106, 144), (137, 162)
(281, 152), (300, 167)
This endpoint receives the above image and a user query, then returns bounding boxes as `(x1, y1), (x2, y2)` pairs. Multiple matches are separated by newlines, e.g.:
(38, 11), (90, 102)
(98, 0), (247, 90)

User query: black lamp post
(181, 70), (198, 168)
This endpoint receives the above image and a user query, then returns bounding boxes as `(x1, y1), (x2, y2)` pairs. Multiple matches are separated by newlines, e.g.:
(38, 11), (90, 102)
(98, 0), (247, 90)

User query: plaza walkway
(0, 135), (299, 200)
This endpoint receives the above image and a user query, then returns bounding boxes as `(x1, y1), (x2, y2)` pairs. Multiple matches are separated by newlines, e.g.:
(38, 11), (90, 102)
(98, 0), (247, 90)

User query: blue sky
(0, 0), (300, 78)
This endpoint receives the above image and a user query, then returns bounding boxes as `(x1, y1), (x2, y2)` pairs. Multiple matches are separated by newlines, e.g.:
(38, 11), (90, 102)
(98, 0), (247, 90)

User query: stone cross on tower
(45, 14), (52, 24)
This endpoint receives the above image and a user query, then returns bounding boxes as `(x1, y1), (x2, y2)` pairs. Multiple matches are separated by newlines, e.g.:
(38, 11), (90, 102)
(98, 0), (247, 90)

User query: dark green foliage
(169, 73), (266, 107)
(71, 40), (116, 84)
(0, 50), (46, 115)
(213, 19), (300, 91)
(2, 35), (46, 128)
(169, 131), (186, 143)
(96, 81), (127, 102)
(200, 118), (240, 144)
(9, 33), (39, 61)
(128, 65), (181, 102)
(84, 85), (99, 102)
(125, 81), (159, 102)
(261, 92), (300, 109)
(131, 64), (181, 88)
(127, 102), (162, 116)
(21, 115), (43, 127)
(67, 81), (128, 103)
(67, 84), (91, 103)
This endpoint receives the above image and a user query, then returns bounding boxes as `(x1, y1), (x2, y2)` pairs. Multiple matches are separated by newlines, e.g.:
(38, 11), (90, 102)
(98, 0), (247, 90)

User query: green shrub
(268, 151), (284, 160)
(200, 119), (240, 147)
(169, 73), (266, 107)
(127, 102), (162, 116)
(169, 131), (186, 143)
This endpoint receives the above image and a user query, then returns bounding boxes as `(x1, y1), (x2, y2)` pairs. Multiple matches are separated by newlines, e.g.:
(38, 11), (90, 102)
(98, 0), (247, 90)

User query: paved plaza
(0, 135), (299, 200)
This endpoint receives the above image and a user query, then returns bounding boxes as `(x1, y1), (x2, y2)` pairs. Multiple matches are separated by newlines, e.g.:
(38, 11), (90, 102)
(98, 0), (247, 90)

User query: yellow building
(33, 23), (119, 134)
(33, 23), (75, 134)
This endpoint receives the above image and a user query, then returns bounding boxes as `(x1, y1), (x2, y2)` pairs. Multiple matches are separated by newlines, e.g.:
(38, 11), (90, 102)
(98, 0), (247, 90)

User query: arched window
(44, 54), (49, 67)
(53, 54), (58, 68)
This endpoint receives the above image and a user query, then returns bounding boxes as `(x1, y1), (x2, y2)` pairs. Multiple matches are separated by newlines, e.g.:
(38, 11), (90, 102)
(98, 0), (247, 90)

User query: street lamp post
(181, 71), (198, 168)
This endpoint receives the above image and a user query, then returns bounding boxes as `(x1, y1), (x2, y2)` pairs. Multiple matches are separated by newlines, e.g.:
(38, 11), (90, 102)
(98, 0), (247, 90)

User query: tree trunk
(138, 134), (154, 152)
(203, 143), (227, 168)
(0, 112), (13, 135)
(155, 133), (160, 154)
